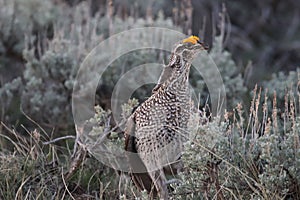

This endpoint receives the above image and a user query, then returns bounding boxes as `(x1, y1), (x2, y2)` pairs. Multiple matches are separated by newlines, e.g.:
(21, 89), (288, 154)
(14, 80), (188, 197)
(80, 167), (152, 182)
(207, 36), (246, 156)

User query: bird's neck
(165, 61), (191, 93)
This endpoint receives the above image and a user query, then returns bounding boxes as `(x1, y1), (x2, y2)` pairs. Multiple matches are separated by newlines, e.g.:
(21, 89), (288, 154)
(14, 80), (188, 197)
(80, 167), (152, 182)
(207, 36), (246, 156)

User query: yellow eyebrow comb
(182, 35), (200, 44)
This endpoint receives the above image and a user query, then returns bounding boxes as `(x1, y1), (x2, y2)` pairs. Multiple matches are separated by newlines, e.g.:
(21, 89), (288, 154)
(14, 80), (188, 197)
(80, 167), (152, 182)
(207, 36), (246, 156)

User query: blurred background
(0, 1), (299, 199)
(0, 0), (299, 140)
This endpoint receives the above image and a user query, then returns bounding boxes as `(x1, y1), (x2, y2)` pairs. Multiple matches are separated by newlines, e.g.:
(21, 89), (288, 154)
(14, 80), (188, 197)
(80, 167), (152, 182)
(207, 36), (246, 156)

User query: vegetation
(0, 0), (299, 199)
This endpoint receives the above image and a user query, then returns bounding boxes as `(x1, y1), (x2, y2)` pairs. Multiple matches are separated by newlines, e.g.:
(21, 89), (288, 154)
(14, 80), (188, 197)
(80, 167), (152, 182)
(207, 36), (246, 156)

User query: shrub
(174, 83), (300, 199)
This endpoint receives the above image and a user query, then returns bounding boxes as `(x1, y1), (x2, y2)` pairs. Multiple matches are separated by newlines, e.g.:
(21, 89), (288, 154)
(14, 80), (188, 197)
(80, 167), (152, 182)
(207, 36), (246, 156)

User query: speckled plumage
(125, 36), (207, 199)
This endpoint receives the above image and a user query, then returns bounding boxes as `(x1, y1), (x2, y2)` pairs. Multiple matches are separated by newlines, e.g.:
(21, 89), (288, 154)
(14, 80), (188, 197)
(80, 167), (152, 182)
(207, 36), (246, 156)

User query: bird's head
(173, 35), (208, 62)
(152, 36), (208, 92)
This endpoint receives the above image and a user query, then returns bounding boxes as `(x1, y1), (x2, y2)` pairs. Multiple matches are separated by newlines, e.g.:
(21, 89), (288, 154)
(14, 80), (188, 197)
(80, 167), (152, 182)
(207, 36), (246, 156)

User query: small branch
(61, 168), (76, 200)
(64, 145), (87, 181)
(43, 135), (76, 145)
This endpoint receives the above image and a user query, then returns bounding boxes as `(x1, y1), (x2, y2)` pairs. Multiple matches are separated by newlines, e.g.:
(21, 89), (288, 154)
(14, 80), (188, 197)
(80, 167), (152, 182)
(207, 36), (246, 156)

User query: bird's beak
(197, 41), (209, 50)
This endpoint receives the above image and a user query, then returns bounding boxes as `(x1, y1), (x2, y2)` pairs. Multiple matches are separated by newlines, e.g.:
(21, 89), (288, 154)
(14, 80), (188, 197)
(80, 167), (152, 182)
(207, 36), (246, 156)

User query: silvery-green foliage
(0, 0), (56, 84)
(21, 45), (77, 126)
(0, 0), (182, 128)
(258, 125), (300, 198)
(190, 36), (247, 109)
(0, 0), (60, 125)
(0, 0), (55, 53)
(174, 114), (229, 199)
(211, 36), (247, 107)
(263, 68), (299, 105)
(175, 85), (299, 199)
(98, 13), (182, 100)
(0, 77), (22, 119)
(82, 99), (139, 171)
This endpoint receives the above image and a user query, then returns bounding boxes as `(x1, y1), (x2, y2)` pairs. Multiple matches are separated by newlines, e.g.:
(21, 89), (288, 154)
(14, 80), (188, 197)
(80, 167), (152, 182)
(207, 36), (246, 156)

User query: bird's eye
(185, 43), (193, 47)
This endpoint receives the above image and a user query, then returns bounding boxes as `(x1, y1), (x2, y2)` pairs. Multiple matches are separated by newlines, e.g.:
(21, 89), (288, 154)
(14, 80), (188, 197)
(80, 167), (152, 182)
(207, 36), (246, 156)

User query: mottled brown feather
(124, 36), (206, 199)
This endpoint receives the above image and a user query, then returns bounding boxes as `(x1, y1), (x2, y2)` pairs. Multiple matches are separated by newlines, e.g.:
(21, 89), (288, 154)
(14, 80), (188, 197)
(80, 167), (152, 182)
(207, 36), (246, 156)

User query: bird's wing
(124, 115), (136, 152)
(124, 115), (158, 196)
(152, 65), (172, 93)
(152, 53), (179, 93)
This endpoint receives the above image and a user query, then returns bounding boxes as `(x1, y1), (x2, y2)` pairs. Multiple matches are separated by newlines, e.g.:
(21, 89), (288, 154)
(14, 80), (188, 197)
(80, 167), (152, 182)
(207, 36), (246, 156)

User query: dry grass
(0, 81), (299, 199)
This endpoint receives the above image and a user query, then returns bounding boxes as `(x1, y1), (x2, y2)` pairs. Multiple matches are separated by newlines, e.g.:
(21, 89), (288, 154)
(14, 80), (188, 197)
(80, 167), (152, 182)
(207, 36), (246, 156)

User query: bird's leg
(148, 169), (169, 200)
